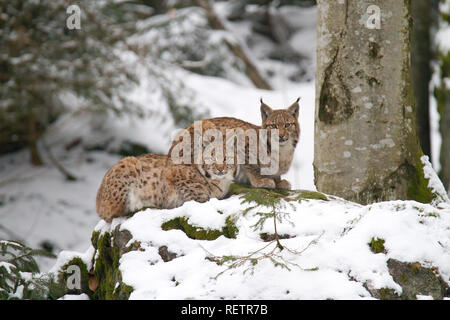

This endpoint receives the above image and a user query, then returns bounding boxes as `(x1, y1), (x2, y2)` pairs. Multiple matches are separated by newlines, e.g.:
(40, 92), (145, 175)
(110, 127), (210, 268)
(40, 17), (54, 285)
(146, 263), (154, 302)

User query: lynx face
(196, 153), (237, 200)
(260, 98), (300, 147)
(201, 153), (238, 181)
(203, 162), (237, 180)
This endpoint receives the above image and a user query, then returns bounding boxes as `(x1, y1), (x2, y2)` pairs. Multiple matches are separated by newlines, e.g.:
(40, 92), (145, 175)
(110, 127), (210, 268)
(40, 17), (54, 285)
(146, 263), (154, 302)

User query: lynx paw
(276, 179), (291, 190)
(252, 178), (276, 189)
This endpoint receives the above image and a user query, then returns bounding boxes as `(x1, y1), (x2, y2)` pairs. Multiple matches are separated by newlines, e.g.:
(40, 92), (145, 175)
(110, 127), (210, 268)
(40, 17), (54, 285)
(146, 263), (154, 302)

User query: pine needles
(202, 187), (322, 278)
(0, 240), (61, 300)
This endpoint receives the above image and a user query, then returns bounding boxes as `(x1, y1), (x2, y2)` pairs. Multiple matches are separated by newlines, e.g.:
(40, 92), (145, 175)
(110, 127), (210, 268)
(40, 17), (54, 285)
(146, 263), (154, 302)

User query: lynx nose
(279, 136), (288, 142)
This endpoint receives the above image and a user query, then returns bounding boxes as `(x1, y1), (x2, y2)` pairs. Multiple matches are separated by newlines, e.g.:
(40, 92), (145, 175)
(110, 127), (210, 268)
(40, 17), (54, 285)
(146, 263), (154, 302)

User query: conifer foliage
(0, 0), (138, 161)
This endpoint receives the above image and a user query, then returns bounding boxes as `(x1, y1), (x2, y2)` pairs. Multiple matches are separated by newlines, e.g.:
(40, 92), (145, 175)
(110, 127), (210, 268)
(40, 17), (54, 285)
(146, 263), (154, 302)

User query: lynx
(96, 123), (238, 222)
(168, 98), (300, 190)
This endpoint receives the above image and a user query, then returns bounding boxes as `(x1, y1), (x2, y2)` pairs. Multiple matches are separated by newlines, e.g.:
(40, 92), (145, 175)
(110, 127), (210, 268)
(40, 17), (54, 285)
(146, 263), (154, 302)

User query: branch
(195, 0), (272, 90)
(41, 139), (78, 181)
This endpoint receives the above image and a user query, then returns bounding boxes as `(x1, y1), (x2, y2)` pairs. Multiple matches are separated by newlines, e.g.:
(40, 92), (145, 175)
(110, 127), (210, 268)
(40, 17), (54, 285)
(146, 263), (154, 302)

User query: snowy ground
(52, 188), (450, 300)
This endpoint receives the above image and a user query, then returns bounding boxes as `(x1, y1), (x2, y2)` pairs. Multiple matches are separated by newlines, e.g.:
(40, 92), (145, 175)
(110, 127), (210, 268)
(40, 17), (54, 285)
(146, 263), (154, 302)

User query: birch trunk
(314, 0), (430, 204)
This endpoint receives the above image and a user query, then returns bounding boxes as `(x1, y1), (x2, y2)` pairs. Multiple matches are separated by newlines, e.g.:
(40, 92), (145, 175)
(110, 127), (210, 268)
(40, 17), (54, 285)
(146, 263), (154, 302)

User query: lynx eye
(285, 123), (293, 128)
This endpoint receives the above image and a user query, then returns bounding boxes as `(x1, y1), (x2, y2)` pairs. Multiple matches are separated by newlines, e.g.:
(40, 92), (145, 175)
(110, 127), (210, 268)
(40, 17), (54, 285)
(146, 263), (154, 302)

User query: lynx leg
(180, 182), (211, 203)
(166, 167), (211, 206)
(274, 177), (291, 190)
(244, 165), (276, 189)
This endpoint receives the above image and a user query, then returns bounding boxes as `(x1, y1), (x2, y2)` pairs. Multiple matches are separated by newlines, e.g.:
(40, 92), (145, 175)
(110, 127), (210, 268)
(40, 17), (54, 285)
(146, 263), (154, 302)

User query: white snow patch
(53, 194), (450, 300)
(58, 294), (90, 300)
(421, 155), (450, 205)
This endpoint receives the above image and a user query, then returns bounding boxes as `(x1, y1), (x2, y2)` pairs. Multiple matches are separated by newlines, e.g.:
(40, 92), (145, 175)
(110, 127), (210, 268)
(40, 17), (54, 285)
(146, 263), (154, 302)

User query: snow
(183, 73), (316, 191)
(421, 155), (450, 205)
(416, 294), (434, 300)
(54, 193), (450, 300)
(58, 293), (90, 300)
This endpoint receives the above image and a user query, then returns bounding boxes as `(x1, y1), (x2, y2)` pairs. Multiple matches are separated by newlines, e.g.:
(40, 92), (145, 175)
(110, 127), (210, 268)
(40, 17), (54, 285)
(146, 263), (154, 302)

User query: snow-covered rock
(51, 185), (450, 300)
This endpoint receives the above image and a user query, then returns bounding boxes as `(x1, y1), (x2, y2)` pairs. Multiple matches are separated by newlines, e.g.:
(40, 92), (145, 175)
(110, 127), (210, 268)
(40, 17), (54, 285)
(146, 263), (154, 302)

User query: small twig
(195, 0), (272, 90)
(41, 138), (78, 181)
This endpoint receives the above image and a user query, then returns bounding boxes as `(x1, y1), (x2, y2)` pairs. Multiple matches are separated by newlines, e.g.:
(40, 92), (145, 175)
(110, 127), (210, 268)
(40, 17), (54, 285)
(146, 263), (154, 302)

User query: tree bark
(435, 1), (450, 193)
(411, 0), (433, 160)
(314, 0), (427, 204)
(440, 91), (450, 193)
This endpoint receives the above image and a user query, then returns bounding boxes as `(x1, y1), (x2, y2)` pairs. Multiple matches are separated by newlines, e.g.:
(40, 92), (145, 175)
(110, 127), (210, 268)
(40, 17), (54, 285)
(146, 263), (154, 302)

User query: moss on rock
(365, 259), (450, 300)
(91, 231), (133, 300)
(368, 237), (386, 254)
(57, 257), (91, 297)
(161, 215), (238, 240)
(386, 259), (450, 300)
(371, 287), (401, 300)
(87, 227), (139, 300)
(294, 191), (329, 202)
(407, 153), (433, 204)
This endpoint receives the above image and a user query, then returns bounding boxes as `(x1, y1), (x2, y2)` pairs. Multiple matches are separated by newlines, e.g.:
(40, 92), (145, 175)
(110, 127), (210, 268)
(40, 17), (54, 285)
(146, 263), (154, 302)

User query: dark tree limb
(411, 0), (435, 159)
(196, 0), (272, 90)
(42, 138), (78, 181)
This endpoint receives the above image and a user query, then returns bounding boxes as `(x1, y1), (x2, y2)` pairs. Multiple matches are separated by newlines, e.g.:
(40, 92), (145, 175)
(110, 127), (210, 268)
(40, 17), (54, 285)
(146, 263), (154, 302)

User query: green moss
(58, 257), (91, 297)
(295, 191), (328, 202)
(376, 288), (400, 300)
(426, 212), (440, 218)
(228, 183), (253, 195)
(369, 237), (386, 254)
(161, 216), (238, 240)
(91, 232), (133, 300)
(121, 284), (134, 297)
(91, 231), (100, 249)
(223, 216), (239, 239)
(407, 152), (433, 204)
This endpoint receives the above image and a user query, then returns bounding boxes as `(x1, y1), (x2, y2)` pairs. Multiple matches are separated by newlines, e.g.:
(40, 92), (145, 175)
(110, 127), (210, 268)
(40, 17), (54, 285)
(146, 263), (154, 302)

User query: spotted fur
(168, 99), (301, 189)
(96, 153), (237, 223)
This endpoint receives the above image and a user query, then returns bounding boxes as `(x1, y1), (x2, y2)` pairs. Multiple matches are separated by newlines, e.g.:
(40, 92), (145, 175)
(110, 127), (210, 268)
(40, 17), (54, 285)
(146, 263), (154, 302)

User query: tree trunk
(440, 91), (450, 193)
(314, 0), (429, 204)
(435, 1), (450, 194)
(411, 0), (433, 160)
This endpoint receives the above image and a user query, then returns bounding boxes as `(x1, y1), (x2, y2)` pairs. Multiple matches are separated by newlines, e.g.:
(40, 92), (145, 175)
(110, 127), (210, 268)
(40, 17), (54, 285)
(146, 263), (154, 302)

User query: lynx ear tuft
(260, 98), (273, 122)
(288, 98), (300, 118)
